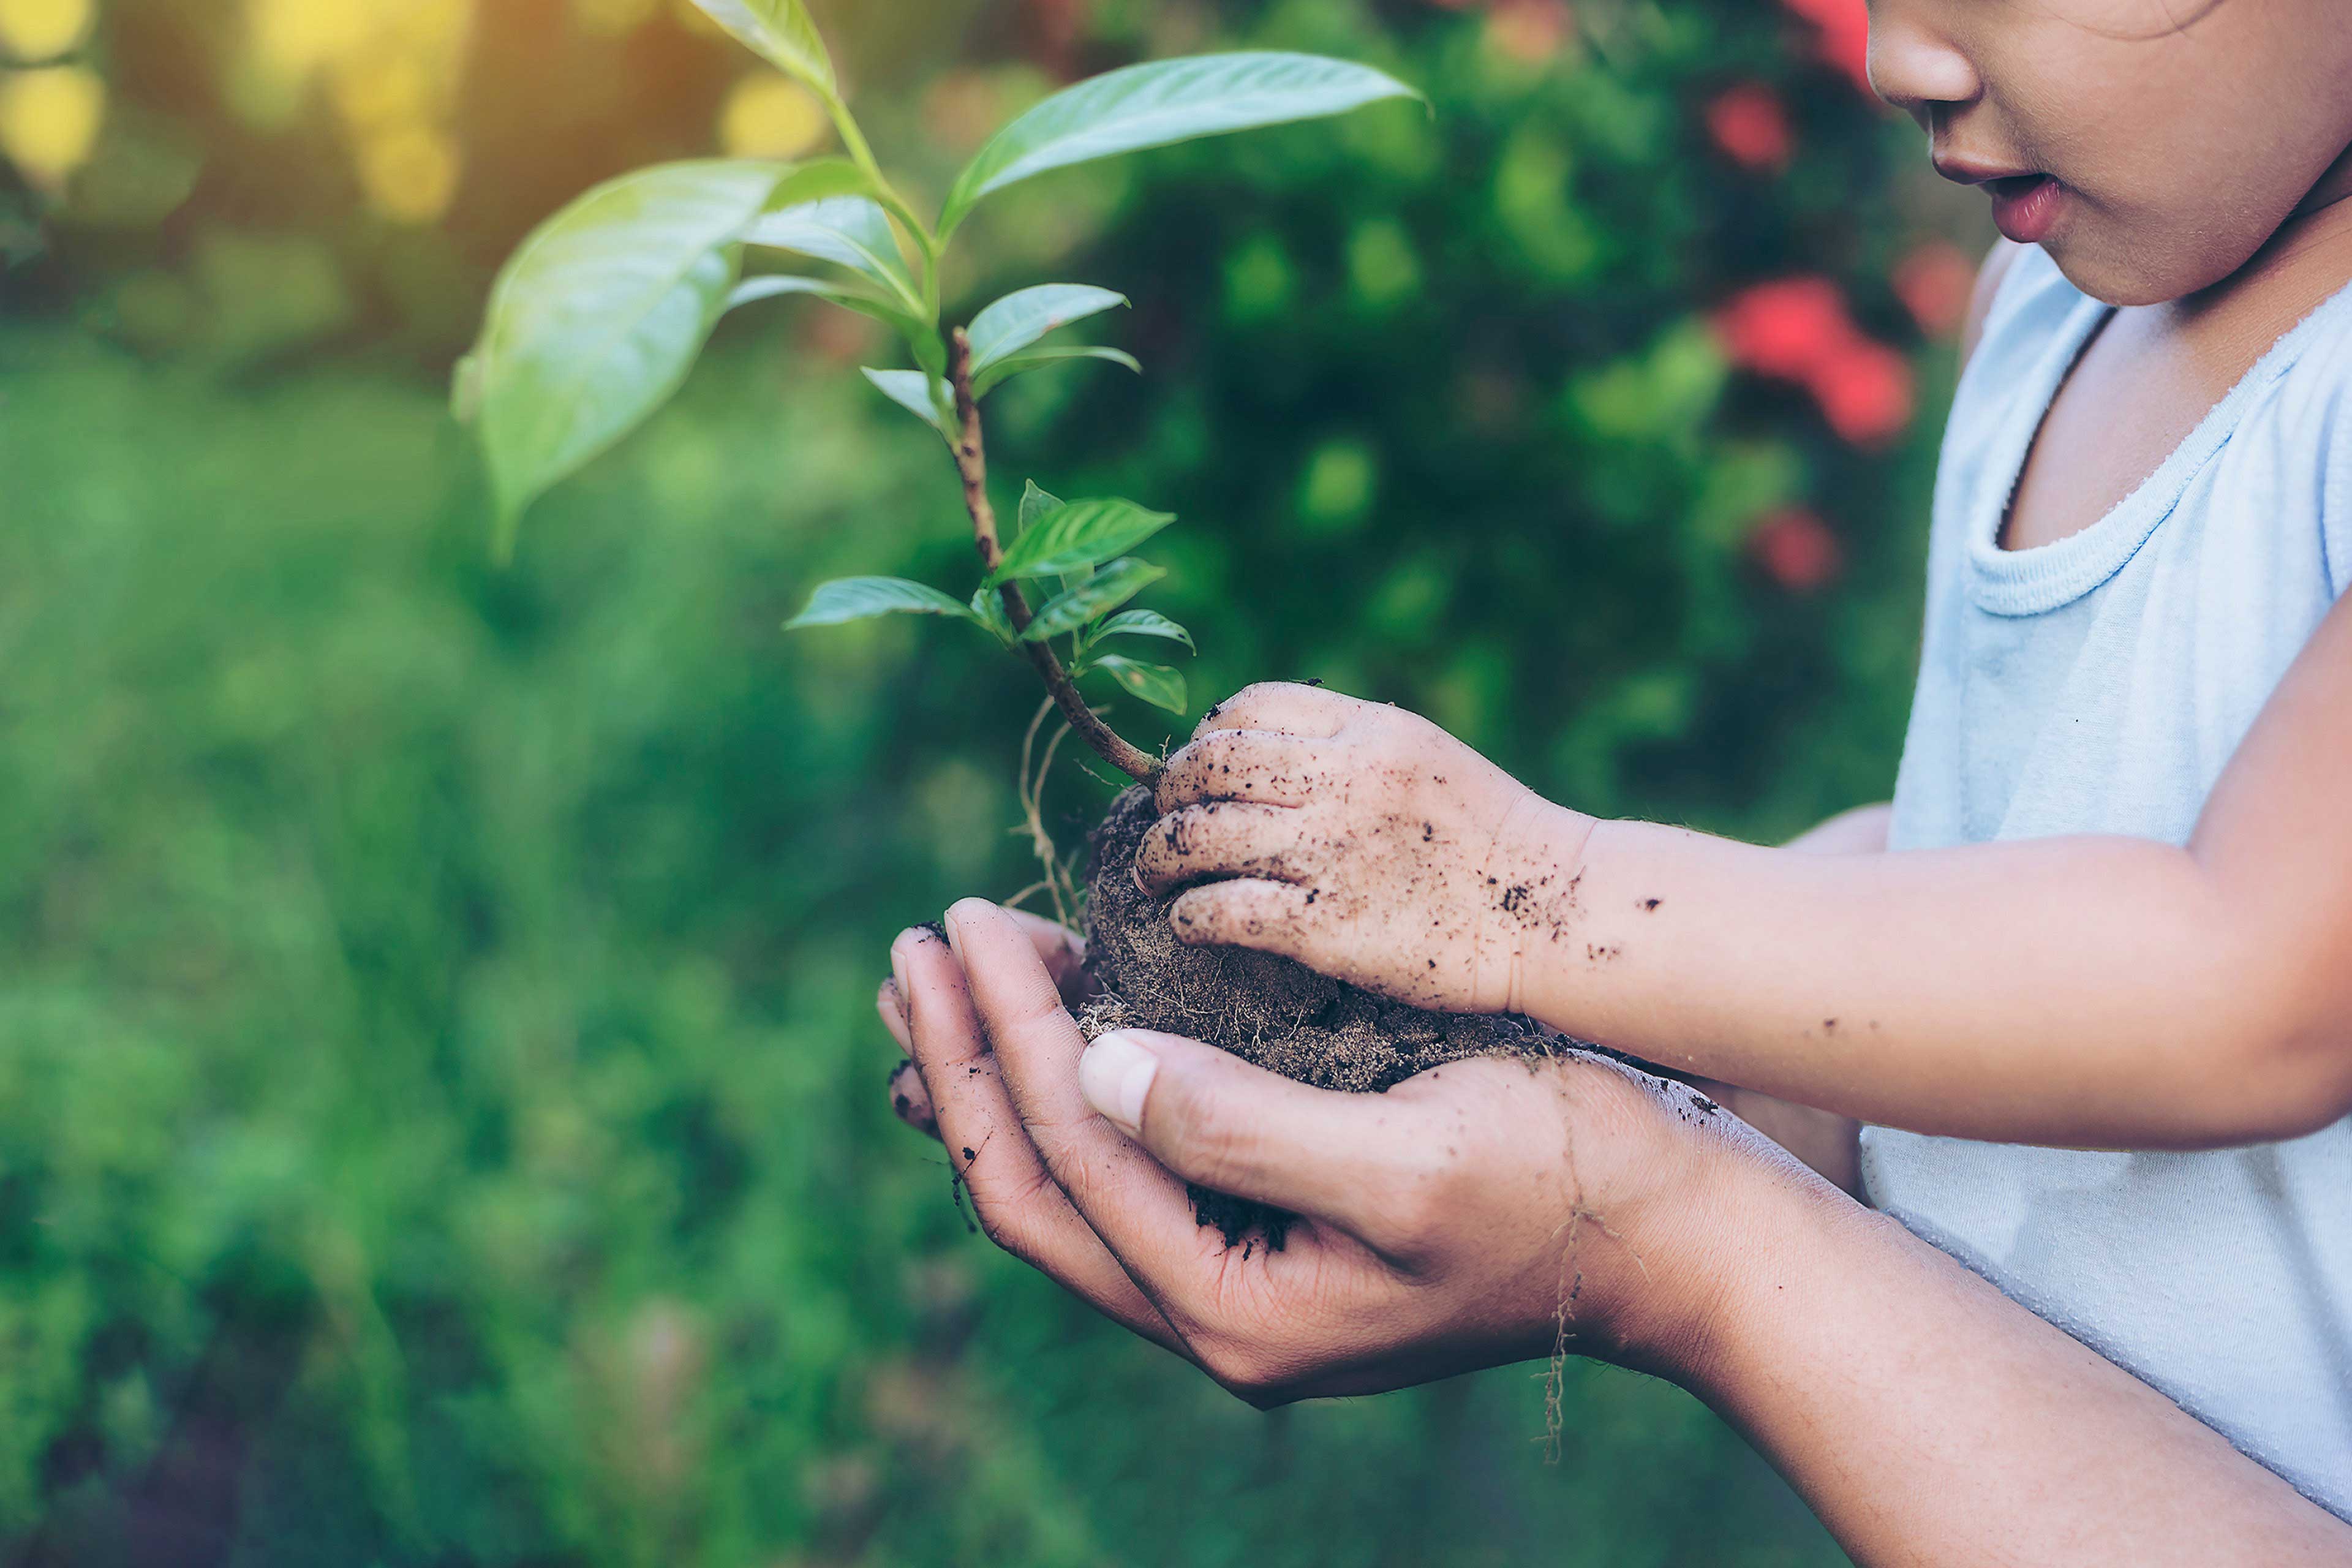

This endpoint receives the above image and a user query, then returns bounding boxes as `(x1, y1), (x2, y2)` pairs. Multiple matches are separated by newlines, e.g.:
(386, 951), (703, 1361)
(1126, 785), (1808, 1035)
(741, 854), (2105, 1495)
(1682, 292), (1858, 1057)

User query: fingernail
(1080, 1030), (1159, 1136)
(890, 935), (915, 1003)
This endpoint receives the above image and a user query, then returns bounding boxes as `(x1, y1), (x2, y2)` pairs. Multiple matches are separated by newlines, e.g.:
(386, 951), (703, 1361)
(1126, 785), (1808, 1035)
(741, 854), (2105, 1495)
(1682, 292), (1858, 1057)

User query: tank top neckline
(1966, 254), (2352, 619)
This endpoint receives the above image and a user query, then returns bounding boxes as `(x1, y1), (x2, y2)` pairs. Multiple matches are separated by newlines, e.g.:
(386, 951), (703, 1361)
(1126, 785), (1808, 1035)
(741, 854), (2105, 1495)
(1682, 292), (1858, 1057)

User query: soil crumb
(1079, 786), (1569, 1246)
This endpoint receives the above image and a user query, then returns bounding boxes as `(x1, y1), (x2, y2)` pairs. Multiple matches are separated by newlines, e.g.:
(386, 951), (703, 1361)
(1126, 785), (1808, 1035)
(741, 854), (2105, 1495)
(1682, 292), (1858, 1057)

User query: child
(883, 1), (2352, 1556)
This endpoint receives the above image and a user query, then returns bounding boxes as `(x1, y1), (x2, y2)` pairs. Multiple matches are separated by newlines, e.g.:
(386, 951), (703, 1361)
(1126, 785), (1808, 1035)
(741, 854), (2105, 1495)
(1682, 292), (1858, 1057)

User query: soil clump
(1078, 786), (1569, 1246)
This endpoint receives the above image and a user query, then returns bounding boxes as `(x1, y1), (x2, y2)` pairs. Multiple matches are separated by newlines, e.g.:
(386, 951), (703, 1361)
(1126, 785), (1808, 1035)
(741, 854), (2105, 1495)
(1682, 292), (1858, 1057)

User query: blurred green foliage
(1, 0), (1979, 1562)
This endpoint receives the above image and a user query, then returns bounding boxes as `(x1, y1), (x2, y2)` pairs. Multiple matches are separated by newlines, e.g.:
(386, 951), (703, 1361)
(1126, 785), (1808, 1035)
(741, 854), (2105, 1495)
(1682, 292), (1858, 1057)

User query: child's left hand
(1136, 682), (1592, 1014)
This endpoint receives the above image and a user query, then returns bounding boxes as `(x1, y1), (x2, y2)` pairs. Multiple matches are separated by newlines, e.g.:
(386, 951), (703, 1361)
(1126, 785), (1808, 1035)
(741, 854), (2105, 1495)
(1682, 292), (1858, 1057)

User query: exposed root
(1005, 697), (1084, 929)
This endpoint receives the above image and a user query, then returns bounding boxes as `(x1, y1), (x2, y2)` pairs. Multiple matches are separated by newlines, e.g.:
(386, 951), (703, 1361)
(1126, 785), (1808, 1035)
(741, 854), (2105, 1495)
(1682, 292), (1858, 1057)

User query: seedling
(458, 0), (1419, 831)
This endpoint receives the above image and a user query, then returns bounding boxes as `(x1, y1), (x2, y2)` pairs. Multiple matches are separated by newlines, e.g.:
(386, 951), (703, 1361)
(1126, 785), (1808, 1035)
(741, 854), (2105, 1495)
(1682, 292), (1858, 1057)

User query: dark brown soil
(1079, 786), (1569, 1246)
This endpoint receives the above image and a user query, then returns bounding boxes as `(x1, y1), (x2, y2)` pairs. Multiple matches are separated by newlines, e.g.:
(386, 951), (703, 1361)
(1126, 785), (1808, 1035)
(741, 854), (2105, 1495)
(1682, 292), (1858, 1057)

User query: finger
(1156, 729), (1335, 812)
(878, 978), (913, 1054)
(998, 905), (1091, 1005)
(1136, 802), (1316, 896)
(944, 900), (1234, 1299)
(1166, 879), (1320, 959)
(886, 1058), (939, 1140)
(1193, 682), (1350, 742)
(894, 926), (1192, 1357)
(1078, 1027), (1434, 1259)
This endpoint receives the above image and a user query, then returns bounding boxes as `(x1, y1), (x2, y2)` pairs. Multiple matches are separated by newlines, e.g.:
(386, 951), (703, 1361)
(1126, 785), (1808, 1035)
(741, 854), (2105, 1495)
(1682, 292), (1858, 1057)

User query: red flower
(1715, 276), (1917, 446)
(1893, 240), (1977, 339)
(1714, 277), (1850, 380)
(1706, 83), (1793, 171)
(1750, 508), (1845, 592)
(1810, 340), (1915, 445)
(1777, 0), (1874, 97)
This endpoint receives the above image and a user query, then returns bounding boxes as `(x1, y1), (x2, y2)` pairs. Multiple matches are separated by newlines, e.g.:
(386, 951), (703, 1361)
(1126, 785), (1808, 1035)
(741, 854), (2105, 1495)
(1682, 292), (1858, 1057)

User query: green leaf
(1020, 558), (1166, 642)
(1090, 655), (1188, 715)
(969, 582), (1017, 647)
(469, 159), (790, 558)
(786, 576), (970, 629)
(861, 368), (956, 440)
(940, 52), (1422, 237)
(987, 497), (1175, 584)
(1017, 480), (1064, 536)
(967, 284), (1127, 376)
(745, 195), (920, 312)
(974, 345), (1142, 399)
(727, 270), (933, 358)
(687, 0), (835, 93)
(725, 273), (863, 311)
(1091, 608), (1194, 653)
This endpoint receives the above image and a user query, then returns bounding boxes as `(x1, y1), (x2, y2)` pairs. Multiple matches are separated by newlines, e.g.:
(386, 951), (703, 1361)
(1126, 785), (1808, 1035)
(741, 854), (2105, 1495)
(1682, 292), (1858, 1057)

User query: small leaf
(469, 159), (790, 557)
(941, 52), (1422, 237)
(1017, 480), (1065, 537)
(1091, 608), (1194, 653)
(725, 273), (860, 311)
(967, 284), (1127, 375)
(786, 576), (971, 628)
(1020, 558), (1166, 642)
(1091, 655), (1188, 715)
(760, 157), (876, 211)
(969, 582), (1017, 647)
(862, 368), (956, 440)
(987, 496), (1176, 584)
(746, 195), (920, 311)
(727, 270), (933, 357)
(974, 345), (1142, 399)
(688, 0), (836, 94)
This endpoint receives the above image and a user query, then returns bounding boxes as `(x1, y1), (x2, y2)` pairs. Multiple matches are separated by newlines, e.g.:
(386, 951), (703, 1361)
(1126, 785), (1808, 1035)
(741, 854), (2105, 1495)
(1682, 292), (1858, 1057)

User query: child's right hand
(1135, 682), (1593, 1016)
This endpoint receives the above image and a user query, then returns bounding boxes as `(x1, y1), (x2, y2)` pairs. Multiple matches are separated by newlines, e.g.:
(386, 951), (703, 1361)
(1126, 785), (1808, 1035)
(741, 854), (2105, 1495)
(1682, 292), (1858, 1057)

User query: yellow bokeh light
(0, 62), (104, 189)
(720, 73), (831, 160)
(246, 0), (376, 81)
(0, 0), (92, 62)
(358, 123), (462, 224)
(573, 0), (663, 37)
(331, 53), (431, 130)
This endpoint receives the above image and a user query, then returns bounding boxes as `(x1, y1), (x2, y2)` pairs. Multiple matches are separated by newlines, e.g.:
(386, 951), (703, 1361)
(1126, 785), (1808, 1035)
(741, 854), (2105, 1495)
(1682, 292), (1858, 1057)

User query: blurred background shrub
(0, 0), (1984, 1562)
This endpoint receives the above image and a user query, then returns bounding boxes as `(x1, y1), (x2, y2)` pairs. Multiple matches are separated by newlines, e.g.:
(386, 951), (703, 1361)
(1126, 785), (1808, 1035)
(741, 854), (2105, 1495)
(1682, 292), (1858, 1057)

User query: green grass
(0, 324), (1848, 1565)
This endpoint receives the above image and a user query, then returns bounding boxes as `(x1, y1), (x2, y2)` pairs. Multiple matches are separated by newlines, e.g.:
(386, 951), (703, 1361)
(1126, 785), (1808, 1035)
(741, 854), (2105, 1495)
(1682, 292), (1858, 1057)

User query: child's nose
(1864, 2), (1982, 122)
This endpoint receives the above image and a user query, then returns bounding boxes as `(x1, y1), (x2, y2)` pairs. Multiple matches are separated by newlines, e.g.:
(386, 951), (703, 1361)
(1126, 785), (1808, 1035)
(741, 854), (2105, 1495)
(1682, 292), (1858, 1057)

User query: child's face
(1869, 0), (2352, 305)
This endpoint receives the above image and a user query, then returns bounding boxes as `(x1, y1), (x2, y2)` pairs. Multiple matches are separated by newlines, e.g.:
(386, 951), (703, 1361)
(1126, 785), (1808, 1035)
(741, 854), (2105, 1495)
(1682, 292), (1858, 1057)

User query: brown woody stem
(949, 328), (1162, 787)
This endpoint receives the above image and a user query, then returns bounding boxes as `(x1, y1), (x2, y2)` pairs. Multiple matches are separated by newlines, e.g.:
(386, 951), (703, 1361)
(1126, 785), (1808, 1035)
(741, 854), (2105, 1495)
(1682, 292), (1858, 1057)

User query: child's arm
(1139, 589), (2352, 1147)
(884, 905), (2352, 1567)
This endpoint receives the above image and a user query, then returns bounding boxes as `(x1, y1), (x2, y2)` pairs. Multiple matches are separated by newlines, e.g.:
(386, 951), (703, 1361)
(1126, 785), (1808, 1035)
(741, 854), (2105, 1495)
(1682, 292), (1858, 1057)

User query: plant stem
(820, 88), (940, 313)
(949, 328), (1162, 787)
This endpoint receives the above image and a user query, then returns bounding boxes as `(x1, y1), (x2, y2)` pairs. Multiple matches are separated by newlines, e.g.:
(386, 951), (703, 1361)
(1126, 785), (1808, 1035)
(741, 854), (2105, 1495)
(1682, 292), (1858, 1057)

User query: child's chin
(2041, 230), (2237, 310)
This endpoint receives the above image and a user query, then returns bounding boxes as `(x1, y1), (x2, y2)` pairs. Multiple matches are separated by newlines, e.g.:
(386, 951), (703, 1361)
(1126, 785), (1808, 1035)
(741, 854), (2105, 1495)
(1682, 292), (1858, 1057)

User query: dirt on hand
(1077, 785), (1569, 1246)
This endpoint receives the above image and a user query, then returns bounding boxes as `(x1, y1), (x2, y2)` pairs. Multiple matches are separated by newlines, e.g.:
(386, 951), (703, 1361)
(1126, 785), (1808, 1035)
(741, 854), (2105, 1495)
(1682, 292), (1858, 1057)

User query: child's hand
(1136, 682), (1591, 1014)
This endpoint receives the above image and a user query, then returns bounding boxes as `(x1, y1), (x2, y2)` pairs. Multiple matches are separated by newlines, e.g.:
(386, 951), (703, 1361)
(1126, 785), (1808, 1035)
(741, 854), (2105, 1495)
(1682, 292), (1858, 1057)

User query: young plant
(458, 0), (1418, 799)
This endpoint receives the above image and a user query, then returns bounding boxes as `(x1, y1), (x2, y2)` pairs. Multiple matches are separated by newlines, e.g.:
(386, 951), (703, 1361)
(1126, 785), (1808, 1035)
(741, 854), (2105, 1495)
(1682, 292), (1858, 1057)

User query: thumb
(1079, 1029), (1396, 1235)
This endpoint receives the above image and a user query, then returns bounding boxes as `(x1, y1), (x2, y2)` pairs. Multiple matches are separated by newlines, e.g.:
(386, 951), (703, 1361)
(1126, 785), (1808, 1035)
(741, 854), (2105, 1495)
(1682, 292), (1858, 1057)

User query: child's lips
(1985, 174), (2064, 244)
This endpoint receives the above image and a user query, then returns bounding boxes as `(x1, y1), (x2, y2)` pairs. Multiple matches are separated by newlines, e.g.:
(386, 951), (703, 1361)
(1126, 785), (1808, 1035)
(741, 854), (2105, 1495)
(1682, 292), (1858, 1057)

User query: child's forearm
(1510, 808), (2352, 1146)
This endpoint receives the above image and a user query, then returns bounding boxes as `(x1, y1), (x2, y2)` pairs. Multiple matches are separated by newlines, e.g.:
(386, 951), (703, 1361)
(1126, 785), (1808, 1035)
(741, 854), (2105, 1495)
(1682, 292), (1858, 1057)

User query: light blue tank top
(1860, 243), (2352, 1517)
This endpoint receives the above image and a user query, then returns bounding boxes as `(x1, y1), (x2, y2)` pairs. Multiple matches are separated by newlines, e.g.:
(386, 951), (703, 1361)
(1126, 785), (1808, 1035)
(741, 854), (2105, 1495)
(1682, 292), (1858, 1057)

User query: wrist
(1472, 790), (1597, 1014)
(1645, 1141), (1886, 1395)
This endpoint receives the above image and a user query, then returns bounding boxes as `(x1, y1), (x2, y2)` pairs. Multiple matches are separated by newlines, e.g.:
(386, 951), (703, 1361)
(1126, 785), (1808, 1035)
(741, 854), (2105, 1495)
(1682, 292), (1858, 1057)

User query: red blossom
(1706, 83), (1793, 171)
(1714, 276), (1917, 446)
(1893, 240), (1977, 339)
(1810, 340), (1915, 445)
(1777, 0), (1873, 96)
(1750, 508), (1845, 592)
(1714, 277), (1850, 380)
